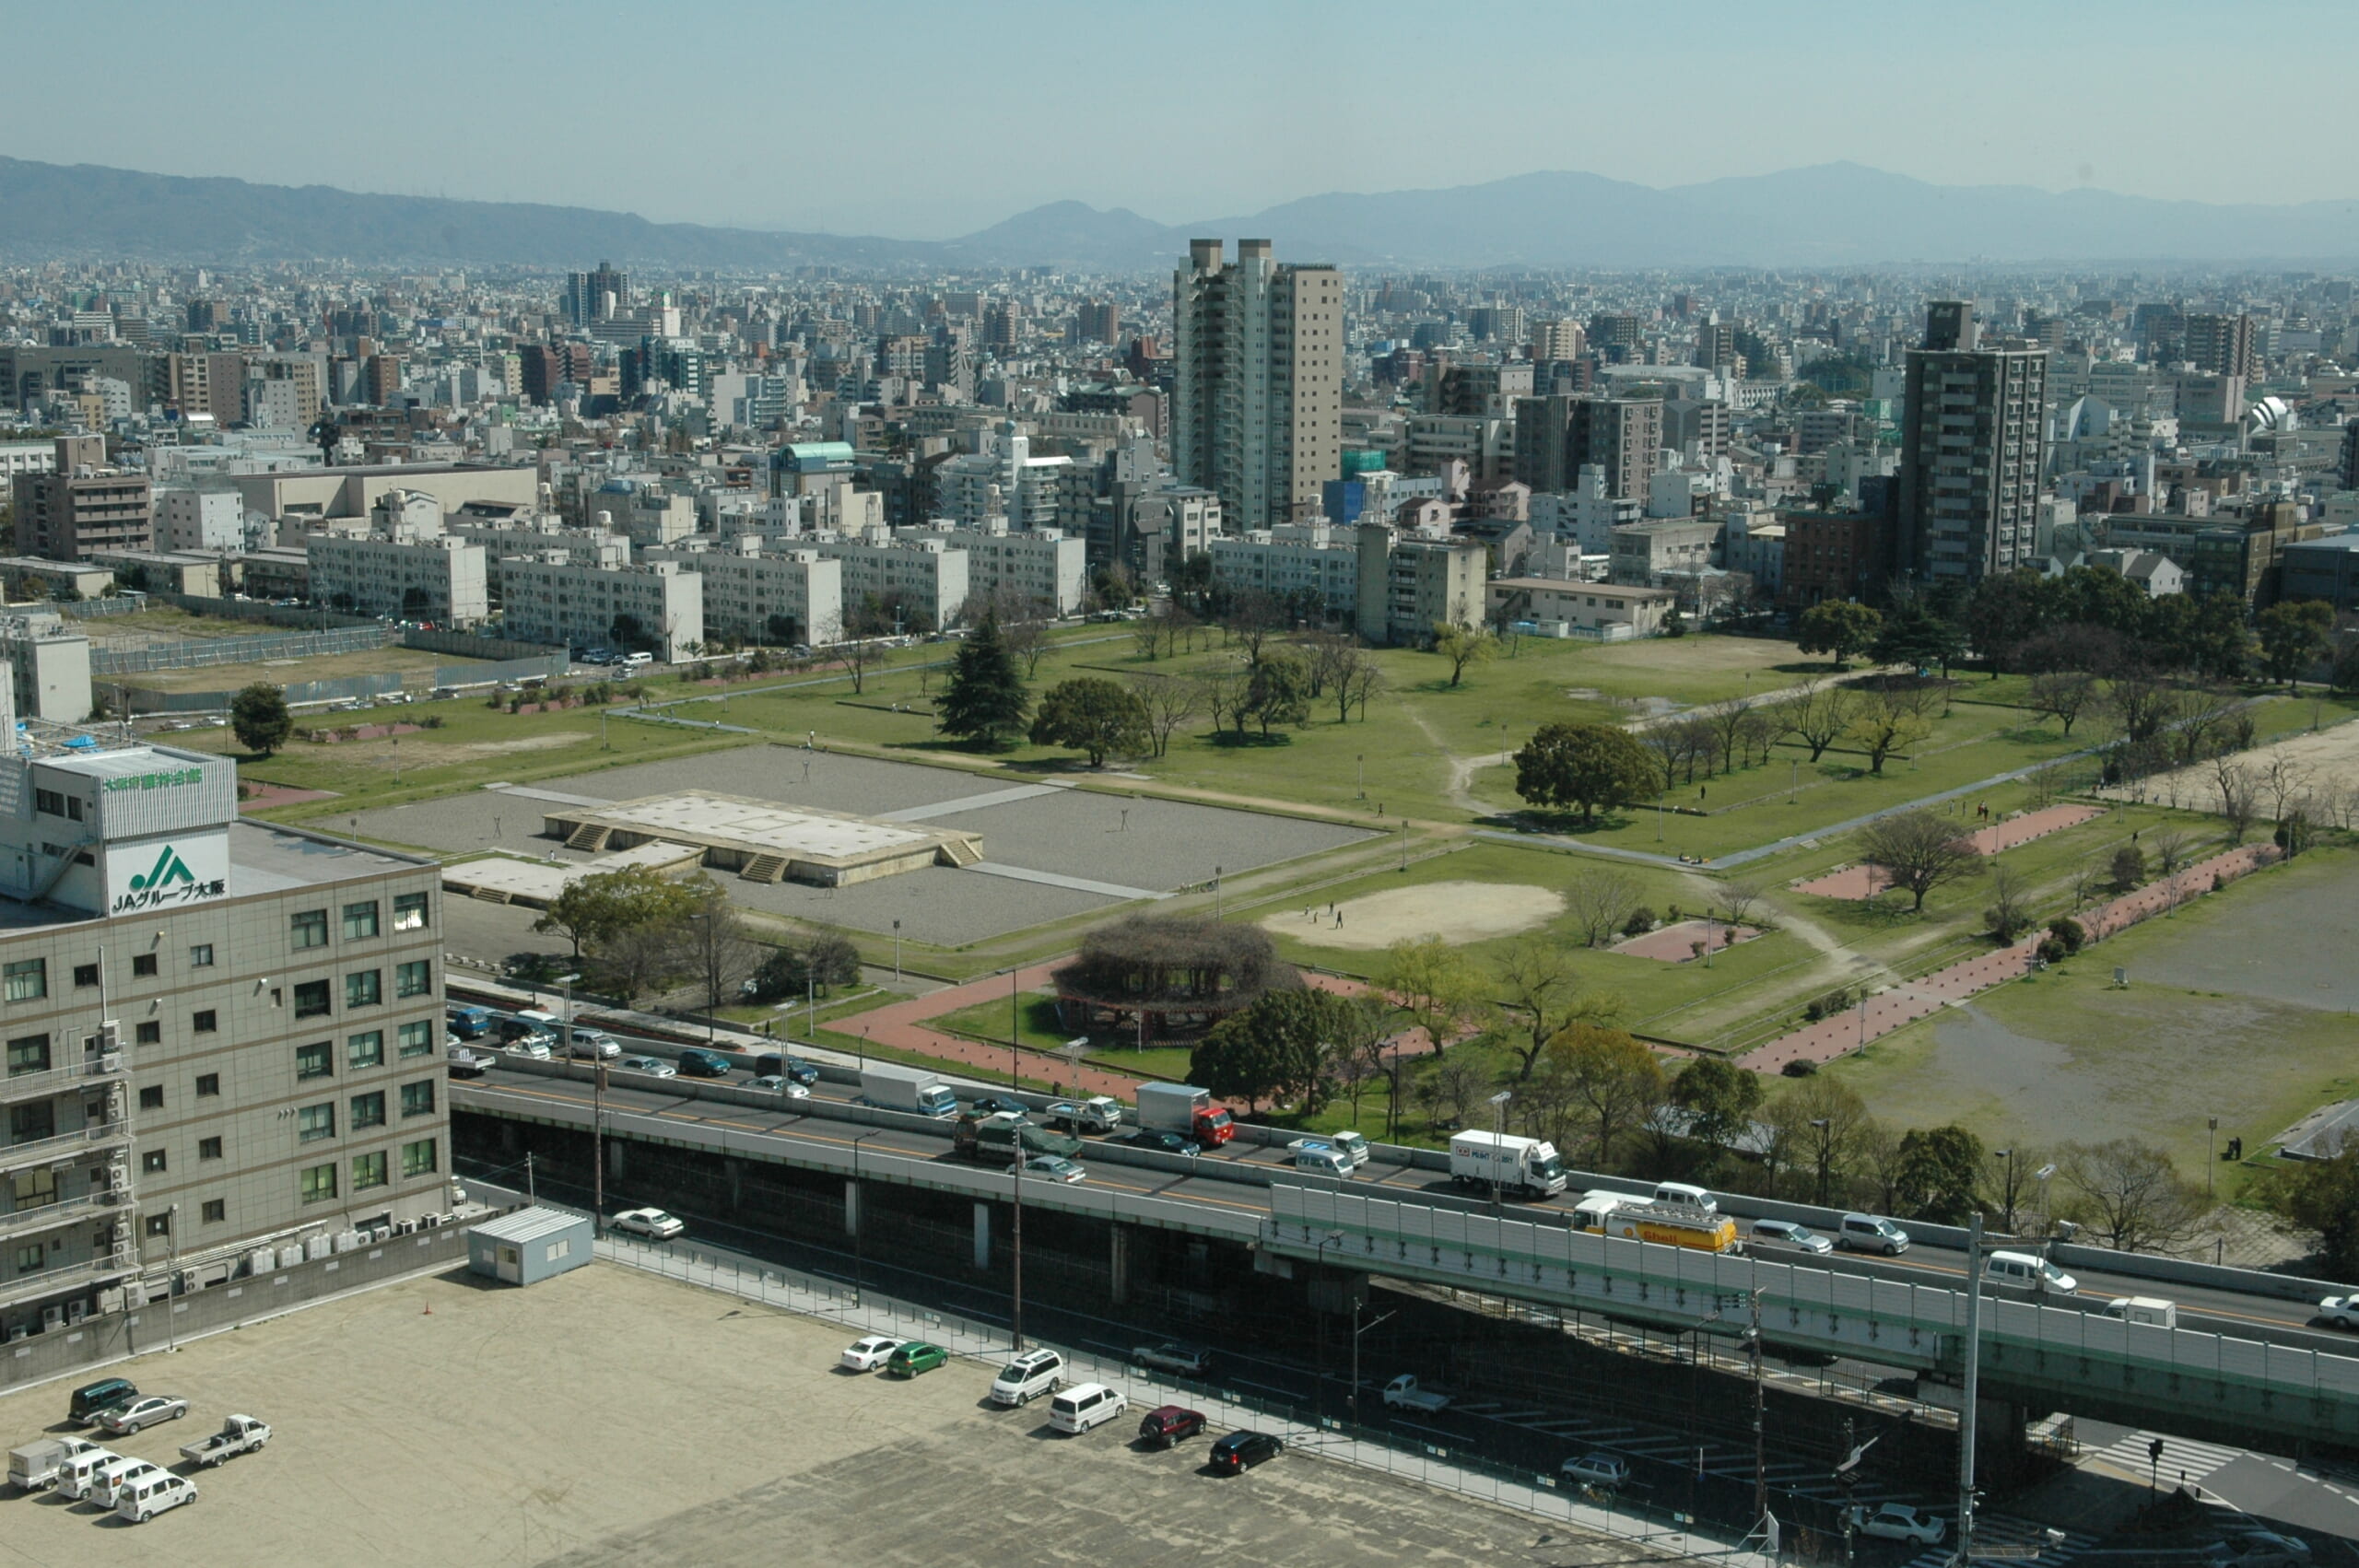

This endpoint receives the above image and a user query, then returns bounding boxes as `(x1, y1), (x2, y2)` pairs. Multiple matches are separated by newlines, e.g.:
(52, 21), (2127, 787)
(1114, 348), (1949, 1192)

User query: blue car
(676, 1047), (735, 1079)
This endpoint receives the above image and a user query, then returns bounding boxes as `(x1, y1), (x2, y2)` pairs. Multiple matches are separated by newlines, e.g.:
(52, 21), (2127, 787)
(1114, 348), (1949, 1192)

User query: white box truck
(856, 1064), (959, 1119)
(1448, 1130), (1566, 1199)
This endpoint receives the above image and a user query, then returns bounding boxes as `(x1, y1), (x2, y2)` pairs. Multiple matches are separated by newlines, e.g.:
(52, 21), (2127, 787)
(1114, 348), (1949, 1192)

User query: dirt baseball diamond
(1268, 880), (1565, 950)
(2102, 718), (2359, 815)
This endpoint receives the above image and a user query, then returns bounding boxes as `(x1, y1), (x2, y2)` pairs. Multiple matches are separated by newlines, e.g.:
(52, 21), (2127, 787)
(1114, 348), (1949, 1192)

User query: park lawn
(1826, 854), (2359, 1189)
(85, 606), (302, 639)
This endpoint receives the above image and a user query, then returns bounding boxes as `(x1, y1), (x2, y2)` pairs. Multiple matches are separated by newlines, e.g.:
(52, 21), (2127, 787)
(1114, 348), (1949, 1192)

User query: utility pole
(1750, 1287), (1767, 1527)
(1957, 1211), (1984, 1568)
(1010, 1119), (1025, 1352)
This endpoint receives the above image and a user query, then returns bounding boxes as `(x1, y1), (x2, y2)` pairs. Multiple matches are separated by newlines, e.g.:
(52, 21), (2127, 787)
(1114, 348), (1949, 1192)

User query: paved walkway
(1743, 843), (2282, 1074)
(961, 861), (1168, 900)
(881, 783), (1066, 822)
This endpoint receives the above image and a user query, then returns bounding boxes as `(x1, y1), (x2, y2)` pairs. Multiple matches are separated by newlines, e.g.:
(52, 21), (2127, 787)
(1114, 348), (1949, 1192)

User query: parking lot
(0, 1262), (1654, 1566)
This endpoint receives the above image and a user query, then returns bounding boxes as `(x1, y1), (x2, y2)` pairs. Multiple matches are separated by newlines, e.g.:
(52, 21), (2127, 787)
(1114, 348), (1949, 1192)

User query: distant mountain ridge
(3, 155), (2355, 271)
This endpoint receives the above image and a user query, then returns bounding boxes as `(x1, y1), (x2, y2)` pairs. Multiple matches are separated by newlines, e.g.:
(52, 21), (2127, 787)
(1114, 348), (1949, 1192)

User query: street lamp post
(892, 919), (902, 984)
(553, 970), (593, 1231)
(1356, 754), (1364, 800)
(1214, 866), (1223, 921)
(1350, 1304), (1395, 1424)
(1810, 1117), (1832, 1207)
(1487, 1091), (1512, 1216)
(851, 1129), (878, 1307)
(2035, 1162), (2057, 1238)
(1315, 1229), (1344, 1422)
(1006, 966), (1021, 1089)
(1011, 1114), (1026, 1353)
(2207, 1117), (2219, 1202)
(1994, 1149), (2015, 1233)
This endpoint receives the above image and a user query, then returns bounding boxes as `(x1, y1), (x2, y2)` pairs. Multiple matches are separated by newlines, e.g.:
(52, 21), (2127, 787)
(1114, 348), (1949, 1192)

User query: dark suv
(753, 1052), (818, 1087)
(1138, 1405), (1206, 1448)
(1208, 1430), (1283, 1473)
(69, 1376), (138, 1424)
(1113, 1130), (1199, 1158)
(676, 1047), (735, 1078)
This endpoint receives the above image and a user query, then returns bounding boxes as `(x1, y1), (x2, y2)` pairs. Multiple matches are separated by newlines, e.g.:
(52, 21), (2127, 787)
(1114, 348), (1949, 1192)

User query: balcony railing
(0, 1188), (120, 1243)
(0, 1053), (127, 1107)
(0, 1118), (133, 1177)
(0, 1248), (135, 1311)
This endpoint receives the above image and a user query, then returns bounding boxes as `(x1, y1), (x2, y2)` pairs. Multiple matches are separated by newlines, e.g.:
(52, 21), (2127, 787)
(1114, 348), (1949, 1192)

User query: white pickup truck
(1381, 1374), (1452, 1412)
(180, 1414), (270, 1469)
(1044, 1096), (1123, 1134)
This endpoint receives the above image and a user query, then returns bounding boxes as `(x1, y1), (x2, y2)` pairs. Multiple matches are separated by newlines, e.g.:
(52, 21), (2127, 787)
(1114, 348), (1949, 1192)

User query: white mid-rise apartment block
(499, 556), (703, 661)
(931, 424), (1084, 531)
(0, 442), (59, 482)
(802, 533), (971, 633)
(896, 521), (1086, 615)
(304, 532), (489, 627)
(154, 487), (246, 552)
(642, 538), (843, 648)
(1206, 522), (1361, 618)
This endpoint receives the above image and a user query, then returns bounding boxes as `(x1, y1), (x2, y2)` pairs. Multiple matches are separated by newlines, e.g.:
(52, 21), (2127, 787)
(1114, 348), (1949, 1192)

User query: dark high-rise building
(2184, 311), (2257, 380)
(2341, 421), (2359, 493)
(1512, 394), (1661, 498)
(1896, 302), (2048, 584)
(563, 262), (629, 327)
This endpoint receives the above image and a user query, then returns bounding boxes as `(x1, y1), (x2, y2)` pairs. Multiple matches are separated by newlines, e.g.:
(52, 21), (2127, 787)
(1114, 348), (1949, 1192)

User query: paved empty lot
(0, 1262), (1651, 1568)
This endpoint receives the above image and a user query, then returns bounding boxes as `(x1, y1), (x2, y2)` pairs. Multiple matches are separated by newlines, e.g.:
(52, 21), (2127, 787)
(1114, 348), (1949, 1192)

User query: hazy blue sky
(10, 1), (2356, 237)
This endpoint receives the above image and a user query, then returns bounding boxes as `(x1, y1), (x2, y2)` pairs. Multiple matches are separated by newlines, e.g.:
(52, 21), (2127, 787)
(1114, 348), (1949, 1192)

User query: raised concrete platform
(443, 839), (703, 907)
(539, 790), (983, 888)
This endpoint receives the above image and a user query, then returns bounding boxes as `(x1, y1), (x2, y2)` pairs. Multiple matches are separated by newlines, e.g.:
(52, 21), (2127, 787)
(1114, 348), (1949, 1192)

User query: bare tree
(2069, 856), (2107, 909)
(1489, 934), (1621, 1081)
(2148, 825), (2195, 879)
(1198, 663), (1255, 739)
(1984, 1143), (2049, 1235)
(1702, 699), (1755, 776)
(1982, 860), (2032, 942)
(1564, 864), (1643, 947)
(674, 891), (764, 1023)
(1858, 809), (1983, 912)
(1547, 1024), (1666, 1168)
(1128, 673), (1203, 758)
(1225, 590), (1286, 665)
(1716, 876), (1766, 929)
(2212, 757), (2259, 844)
(2105, 673), (2178, 746)
(2260, 753), (2312, 825)
(1844, 683), (1935, 775)
(2058, 1138), (2205, 1253)
(1778, 680), (1856, 763)
(2025, 670), (2098, 736)
(1734, 706), (1780, 767)
(1132, 614), (1165, 661)
(2172, 686), (2240, 765)
(1857, 1120), (1908, 1215)
(1416, 1045), (1496, 1131)
(1336, 648), (1386, 723)
(837, 637), (884, 696)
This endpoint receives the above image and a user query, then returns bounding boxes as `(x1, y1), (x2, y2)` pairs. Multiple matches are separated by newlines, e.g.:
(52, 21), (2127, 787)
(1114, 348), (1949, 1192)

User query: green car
(886, 1341), (949, 1378)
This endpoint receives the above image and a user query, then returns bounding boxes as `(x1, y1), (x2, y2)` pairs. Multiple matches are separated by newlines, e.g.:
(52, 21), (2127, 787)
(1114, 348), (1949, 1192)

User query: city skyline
(5, 0), (2357, 238)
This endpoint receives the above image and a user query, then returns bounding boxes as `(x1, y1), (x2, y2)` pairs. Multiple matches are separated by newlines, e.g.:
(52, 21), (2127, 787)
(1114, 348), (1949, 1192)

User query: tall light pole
(1957, 1213), (1986, 1568)
(2207, 1117), (2219, 1202)
(1356, 754), (1365, 800)
(2035, 1162), (2056, 1237)
(554, 970), (593, 1232)
(1351, 1304), (1395, 1424)
(1005, 966), (1021, 1088)
(1488, 1091), (1512, 1216)
(1010, 1112), (1026, 1352)
(1809, 1117), (1832, 1207)
(1213, 865), (1223, 921)
(892, 919), (902, 984)
(1315, 1229), (1344, 1422)
(851, 1129), (878, 1307)
(1994, 1149), (2015, 1233)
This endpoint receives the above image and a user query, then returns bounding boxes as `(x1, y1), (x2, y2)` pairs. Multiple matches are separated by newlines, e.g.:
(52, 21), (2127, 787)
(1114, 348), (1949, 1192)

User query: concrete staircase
(565, 822), (612, 852)
(936, 838), (983, 869)
(738, 852), (788, 883)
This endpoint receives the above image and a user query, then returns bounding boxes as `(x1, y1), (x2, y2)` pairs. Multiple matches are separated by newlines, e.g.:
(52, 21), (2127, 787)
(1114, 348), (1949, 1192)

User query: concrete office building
(1895, 303), (2048, 583)
(228, 464), (536, 528)
(154, 487), (246, 553)
(305, 533), (489, 627)
(1206, 523), (1362, 620)
(1129, 485), (1222, 586)
(0, 716), (449, 1342)
(499, 557), (702, 662)
(0, 614), (92, 722)
(0, 443), (60, 483)
(1172, 240), (1344, 529)
(11, 438), (152, 561)
(1355, 525), (1485, 646)
(1485, 578), (1674, 640)
(641, 540), (843, 648)
(801, 535), (971, 633)
(1512, 395), (1662, 499)
(2184, 312), (2258, 380)
(1609, 518), (1720, 587)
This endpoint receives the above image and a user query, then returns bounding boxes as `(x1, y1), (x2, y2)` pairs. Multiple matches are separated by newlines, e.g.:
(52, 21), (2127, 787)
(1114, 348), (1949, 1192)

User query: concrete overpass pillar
(1110, 1223), (1133, 1305)
(724, 1158), (743, 1211)
(605, 1139), (625, 1179)
(972, 1202), (992, 1270)
(843, 1179), (862, 1238)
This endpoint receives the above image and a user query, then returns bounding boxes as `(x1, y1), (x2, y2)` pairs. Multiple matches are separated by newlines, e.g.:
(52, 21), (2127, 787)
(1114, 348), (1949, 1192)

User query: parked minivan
(56, 1446), (122, 1501)
(93, 1457), (161, 1509)
(1838, 1213), (1910, 1255)
(117, 1470), (197, 1523)
(1984, 1250), (2078, 1297)
(989, 1348), (1065, 1407)
(1652, 1181), (1718, 1215)
(1049, 1382), (1128, 1435)
(67, 1376), (136, 1424)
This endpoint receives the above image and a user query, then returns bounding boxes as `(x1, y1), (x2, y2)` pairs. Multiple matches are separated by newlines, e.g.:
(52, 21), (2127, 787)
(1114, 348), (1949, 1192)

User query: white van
(989, 1347), (1065, 1407)
(56, 1445), (121, 1500)
(2103, 1296), (2178, 1328)
(117, 1469), (197, 1522)
(93, 1456), (161, 1508)
(1984, 1250), (2078, 1296)
(1838, 1213), (1910, 1255)
(1652, 1182), (1717, 1215)
(1048, 1382), (1128, 1435)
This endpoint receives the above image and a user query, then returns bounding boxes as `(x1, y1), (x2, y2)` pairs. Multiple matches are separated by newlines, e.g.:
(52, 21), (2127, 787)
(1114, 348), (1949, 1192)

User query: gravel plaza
(348, 747), (1375, 945)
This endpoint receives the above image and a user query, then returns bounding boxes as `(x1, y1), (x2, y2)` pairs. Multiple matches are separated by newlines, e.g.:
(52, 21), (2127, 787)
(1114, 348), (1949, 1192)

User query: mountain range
(4, 156), (2357, 271)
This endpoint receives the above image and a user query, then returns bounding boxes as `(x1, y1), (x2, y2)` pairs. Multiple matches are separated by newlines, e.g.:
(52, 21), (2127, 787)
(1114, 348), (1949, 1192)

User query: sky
(9, 0), (2357, 239)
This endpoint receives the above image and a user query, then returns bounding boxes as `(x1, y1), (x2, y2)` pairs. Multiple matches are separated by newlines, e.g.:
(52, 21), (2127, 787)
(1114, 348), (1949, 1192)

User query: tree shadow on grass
(1207, 731), (1294, 748)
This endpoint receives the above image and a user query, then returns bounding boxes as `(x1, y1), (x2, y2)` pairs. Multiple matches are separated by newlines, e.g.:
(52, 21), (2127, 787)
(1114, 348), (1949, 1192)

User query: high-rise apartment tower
(1172, 240), (1343, 529)
(1896, 302), (2048, 584)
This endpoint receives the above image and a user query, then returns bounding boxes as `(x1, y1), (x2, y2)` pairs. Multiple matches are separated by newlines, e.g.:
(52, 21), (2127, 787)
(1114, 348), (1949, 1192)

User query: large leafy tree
(1200, 988), (1358, 1115)
(1671, 1055), (1764, 1162)
(1511, 721), (1660, 826)
(1859, 809), (1981, 911)
(936, 612), (1030, 750)
(1028, 677), (1150, 766)
(230, 683), (293, 756)
(1379, 935), (1484, 1059)
(1895, 1124), (1985, 1223)
(1961, 569), (2050, 674)
(1244, 649), (1312, 736)
(1870, 601), (1964, 677)
(1542, 1024), (1665, 1167)
(533, 865), (700, 963)
(1796, 601), (1884, 668)
(2256, 599), (2333, 686)
(1190, 1012), (1297, 1113)
(1432, 622), (1497, 686)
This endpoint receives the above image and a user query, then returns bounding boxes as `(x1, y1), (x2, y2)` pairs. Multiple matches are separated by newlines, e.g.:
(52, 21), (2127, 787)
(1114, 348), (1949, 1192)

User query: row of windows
(291, 961), (433, 1018)
(291, 894), (429, 949)
(300, 1139), (437, 1202)
(296, 1021), (436, 1079)
(0, 906), (424, 1005)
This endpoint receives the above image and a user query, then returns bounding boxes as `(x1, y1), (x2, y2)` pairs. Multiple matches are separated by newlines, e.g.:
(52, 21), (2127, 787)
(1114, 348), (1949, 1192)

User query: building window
(145, 1212), (171, 1238)
(401, 1139), (437, 1178)
(4, 959), (45, 1002)
(299, 1163), (338, 1204)
(393, 893), (428, 931)
(198, 1136), (222, 1160)
(293, 980), (331, 1018)
(290, 910), (328, 950)
(195, 1072), (219, 1097)
(12, 1242), (42, 1275)
(352, 1151), (388, 1191)
(5, 1033), (49, 1076)
(131, 953), (158, 978)
(345, 970), (381, 1010)
(138, 1085), (164, 1110)
(201, 1199), (225, 1223)
(347, 1030), (383, 1070)
(400, 1080), (435, 1118)
(135, 1021), (161, 1046)
(351, 1091), (385, 1130)
(12, 1167), (56, 1208)
(295, 1040), (333, 1081)
(141, 1149), (167, 1174)
(397, 1021), (433, 1059)
(298, 1103), (335, 1143)
(395, 960), (431, 999)
(10, 1100), (54, 1142)
(189, 943), (214, 968)
(342, 901), (380, 941)
(193, 1009), (217, 1033)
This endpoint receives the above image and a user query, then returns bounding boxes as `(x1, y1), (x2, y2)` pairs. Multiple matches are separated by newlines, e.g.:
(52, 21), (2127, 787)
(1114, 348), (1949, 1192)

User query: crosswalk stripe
(2091, 1430), (2244, 1482)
